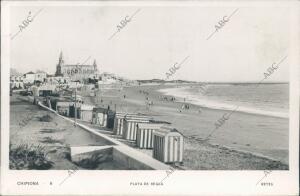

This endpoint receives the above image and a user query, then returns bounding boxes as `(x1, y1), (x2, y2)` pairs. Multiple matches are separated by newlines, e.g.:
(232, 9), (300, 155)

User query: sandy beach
(81, 83), (288, 170)
(9, 85), (289, 170)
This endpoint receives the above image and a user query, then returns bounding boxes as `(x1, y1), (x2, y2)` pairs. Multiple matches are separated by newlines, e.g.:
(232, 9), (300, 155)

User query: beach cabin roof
(51, 97), (68, 102)
(124, 115), (152, 122)
(71, 95), (82, 98)
(137, 123), (164, 130)
(154, 126), (183, 137)
(39, 85), (56, 91)
(25, 71), (35, 75)
(81, 104), (94, 111)
(93, 107), (108, 113)
(30, 85), (38, 90)
(115, 112), (142, 118)
(149, 119), (171, 125)
(56, 101), (73, 107)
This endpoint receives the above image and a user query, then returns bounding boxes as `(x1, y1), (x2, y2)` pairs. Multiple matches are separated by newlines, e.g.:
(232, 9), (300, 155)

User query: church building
(55, 52), (98, 81)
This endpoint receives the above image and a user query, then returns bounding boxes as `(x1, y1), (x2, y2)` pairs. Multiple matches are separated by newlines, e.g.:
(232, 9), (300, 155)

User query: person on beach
(182, 103), (190, 110)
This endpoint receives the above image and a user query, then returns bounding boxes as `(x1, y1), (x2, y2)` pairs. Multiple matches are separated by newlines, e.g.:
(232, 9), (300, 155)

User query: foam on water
(159, 85), (289, 119)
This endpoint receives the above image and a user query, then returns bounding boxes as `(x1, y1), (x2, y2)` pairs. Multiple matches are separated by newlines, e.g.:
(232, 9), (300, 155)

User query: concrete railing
(35, 98), (170, 170)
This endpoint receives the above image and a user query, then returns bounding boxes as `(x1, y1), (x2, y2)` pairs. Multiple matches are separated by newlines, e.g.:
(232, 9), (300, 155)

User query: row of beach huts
(46, 98), (184, 164)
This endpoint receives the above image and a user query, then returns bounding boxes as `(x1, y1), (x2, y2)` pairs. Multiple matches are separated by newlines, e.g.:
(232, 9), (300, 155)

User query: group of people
(159, 95), (176, 102)
(139, 90), (149, 96)
(94, 87), (203, 115)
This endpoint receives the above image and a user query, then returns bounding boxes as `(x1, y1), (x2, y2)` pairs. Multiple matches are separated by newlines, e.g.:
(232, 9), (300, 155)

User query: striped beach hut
(153, 126), (184, 163)
(92, 107), (115, 128)
(69, 103), (81, 119)
(92, 107), (108, 127)
(56, 101), (73, 117)
(122, 115), (152, 141)
(113, 112), (136, 136)
(106, 110), (116, 129)
(80, 104), (94, 122)
(136, 123), (165, 149)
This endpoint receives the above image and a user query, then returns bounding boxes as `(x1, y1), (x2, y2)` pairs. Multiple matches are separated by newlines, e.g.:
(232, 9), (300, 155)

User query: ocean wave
(158, 87), (289, 119)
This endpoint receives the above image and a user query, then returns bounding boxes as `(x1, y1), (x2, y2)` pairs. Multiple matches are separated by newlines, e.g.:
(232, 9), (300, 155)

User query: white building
(10, 75), (24, 89)
(45, 76), (71, 85)
(23, 71), (47, 84)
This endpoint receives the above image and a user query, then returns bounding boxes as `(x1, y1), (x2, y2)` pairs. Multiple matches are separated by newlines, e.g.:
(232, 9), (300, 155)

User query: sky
(9, 4), (290, 82)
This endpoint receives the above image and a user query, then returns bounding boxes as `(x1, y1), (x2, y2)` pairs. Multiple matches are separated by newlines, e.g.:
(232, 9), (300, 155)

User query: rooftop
(137, 123), (164, 130)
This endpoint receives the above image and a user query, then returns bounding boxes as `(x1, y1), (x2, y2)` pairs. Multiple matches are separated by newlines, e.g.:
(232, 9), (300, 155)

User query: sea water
(159, 83), (289, 119)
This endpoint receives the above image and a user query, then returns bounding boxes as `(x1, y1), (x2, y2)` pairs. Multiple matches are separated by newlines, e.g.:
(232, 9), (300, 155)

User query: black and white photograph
(1, 1), (299, 195)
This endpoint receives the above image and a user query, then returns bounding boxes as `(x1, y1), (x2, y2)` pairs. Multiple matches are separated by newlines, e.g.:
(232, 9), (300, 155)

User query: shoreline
(158, 86), (289, 119)
(10, 92), (288, 170)
(152, 85), (289, 164)
(83, 84), (289, 169)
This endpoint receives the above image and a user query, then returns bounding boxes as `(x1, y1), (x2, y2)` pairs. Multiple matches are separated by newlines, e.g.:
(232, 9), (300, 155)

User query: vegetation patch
(9, 144), (54, 170)
(60, 151), (71, 161)
(39, 114), (53, 122)
(40, 136), (64, 145)
(76, 152), (112, 169)
(40, 128), (65, 133)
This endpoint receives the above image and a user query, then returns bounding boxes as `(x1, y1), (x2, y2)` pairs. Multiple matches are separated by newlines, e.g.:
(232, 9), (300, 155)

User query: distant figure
(182, 104), (190, 110)
(123, 95), (126, 99)
(108, 105), (110, 110)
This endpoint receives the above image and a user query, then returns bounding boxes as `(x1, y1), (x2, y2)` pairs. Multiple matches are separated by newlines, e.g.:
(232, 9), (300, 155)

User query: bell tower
(93, 59), (98, 72)
(55, 51), (64, 76)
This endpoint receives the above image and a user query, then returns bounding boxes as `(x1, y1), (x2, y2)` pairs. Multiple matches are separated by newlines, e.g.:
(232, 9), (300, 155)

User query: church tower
(55, 51), (64, 76)
(93, 59), (98, 72)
